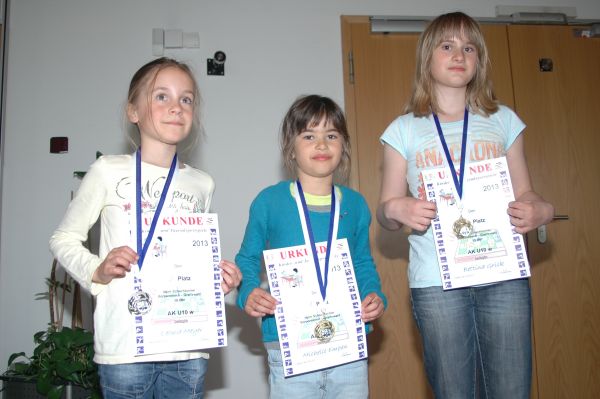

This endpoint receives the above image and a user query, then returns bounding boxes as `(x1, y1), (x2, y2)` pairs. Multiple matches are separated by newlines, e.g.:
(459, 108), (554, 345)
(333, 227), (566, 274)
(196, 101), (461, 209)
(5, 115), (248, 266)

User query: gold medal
(128, 291), (152, 315)
(314, 317), (336, 343)
(453, 215), (473, 239)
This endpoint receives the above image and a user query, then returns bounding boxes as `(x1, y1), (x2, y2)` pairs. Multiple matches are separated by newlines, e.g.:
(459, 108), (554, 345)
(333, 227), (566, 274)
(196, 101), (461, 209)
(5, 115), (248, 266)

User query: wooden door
(342, 17), (600, 398)
(341, 17), (516, 398)
(507, 25), (600, 399)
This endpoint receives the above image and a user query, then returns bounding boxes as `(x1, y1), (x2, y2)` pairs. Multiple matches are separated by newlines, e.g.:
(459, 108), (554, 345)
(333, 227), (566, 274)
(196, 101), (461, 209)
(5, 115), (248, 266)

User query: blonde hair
(280, 95), (351, 184)
(407, 12), (498, 117)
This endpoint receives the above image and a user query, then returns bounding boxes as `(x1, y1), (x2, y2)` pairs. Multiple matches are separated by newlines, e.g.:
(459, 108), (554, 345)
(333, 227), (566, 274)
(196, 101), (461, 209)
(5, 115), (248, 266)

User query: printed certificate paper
(130, 213), (226, 355)
(264, 238), (367, 377)
(422, 157), (530, 290)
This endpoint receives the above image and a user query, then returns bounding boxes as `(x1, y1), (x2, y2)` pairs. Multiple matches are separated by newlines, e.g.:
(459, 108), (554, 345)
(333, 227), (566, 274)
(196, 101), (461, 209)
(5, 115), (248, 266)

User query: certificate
(129, 213), (226, 355)
(264, 238), (367, 377)
(422, 157), (530, 290)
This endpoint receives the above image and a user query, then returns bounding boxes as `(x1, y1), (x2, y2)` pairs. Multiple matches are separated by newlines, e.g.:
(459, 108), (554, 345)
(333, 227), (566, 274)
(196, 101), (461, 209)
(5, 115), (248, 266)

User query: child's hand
(93, 246), (138, 284)
(508, 199), (554, 234)
(245, 288), (277, 318)
(220, 260), (242, 295)
(361, 293), (385, 323)
(386, 197), (437, 232)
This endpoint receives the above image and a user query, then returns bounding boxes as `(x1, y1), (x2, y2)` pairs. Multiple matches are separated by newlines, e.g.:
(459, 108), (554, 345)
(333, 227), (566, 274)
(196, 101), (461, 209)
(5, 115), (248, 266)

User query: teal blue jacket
(236, 181), (387, 342)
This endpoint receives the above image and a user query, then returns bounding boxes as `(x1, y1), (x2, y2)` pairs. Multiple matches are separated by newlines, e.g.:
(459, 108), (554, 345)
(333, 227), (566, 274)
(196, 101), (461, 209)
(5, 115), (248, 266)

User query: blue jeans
(267, 348), (368, 399)
(411, 279), (531, 399)
(97, 358), (208, 399)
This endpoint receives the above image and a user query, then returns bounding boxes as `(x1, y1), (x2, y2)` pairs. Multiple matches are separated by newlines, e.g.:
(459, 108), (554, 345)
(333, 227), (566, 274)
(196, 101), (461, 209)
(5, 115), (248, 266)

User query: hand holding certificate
(422, 157), (530, 289)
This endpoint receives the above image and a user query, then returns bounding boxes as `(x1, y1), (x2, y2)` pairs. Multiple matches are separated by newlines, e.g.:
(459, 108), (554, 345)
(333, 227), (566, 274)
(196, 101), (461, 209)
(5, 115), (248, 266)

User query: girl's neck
(139, 141), (177, 168)
(435, 86), (467, 122)
(297, 174), (334, 196)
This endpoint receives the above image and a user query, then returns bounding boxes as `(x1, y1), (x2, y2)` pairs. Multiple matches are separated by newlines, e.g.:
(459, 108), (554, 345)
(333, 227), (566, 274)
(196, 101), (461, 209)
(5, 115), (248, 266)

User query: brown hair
(127, 57), (203, 149)
(406, 12), (498, 117)
(280, 95), (351, 183)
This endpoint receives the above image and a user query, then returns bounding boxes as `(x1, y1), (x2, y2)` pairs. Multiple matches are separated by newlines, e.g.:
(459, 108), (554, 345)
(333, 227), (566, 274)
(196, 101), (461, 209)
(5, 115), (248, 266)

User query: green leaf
(55, 348), (71, 362)
(36, 374), (54, 395)
(57, 361), (85, 378)
(33, 330), (47, 343)
(11, 362), (33, 374)
(7, 352), (27, 366)
(47, 385), (64, 399)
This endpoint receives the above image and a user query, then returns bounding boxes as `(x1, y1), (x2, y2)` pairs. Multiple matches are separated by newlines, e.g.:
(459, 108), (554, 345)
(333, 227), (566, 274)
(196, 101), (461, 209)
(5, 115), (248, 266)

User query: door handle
(537, 215), (569, 244)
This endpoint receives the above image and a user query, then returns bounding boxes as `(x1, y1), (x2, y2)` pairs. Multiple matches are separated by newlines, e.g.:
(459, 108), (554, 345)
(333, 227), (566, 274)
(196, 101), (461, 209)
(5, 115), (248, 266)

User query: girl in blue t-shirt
(236, 95), (386, 398)
(377, 12), (554, 398)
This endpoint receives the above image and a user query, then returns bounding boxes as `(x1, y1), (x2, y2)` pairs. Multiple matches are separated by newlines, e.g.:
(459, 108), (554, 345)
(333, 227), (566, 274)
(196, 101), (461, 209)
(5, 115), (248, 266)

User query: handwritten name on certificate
(264, 238), (367, 377)
(131, 213), (226, 356)
(422, 157), (530, 290)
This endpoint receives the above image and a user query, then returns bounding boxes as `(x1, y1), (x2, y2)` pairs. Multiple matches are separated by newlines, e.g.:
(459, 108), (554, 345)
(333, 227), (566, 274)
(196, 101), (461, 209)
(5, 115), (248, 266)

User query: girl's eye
(441, 44), (451, 51)
(300, 133), (314, 140)
(155, 93), (168, 102)
(181, 96), (194, 105)
(464, 46), (476, 53)
(327, 133), (339, 140)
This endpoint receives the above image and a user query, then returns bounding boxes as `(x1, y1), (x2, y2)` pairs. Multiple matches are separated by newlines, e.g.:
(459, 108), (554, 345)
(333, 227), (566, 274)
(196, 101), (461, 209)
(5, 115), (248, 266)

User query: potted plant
(4, 263), (100, 399)
(3, 152), (102, 398)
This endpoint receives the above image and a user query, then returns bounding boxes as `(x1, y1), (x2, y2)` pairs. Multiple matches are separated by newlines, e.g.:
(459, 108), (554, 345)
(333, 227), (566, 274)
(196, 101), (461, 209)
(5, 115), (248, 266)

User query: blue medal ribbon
(135, 149), (177, 270)
(433, 109), (469, 199)
(295, 181), (336, 302)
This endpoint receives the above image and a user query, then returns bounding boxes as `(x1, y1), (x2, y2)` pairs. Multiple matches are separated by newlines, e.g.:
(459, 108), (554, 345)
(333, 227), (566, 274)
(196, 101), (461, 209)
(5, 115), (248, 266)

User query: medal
(128, 149), (177, 312)
(433, 109), (472, 239)
(453, 214), (473, 239)
(128, 291), (153, 315)
(314, 316), (336, 343)
(293, 181), (340, 303)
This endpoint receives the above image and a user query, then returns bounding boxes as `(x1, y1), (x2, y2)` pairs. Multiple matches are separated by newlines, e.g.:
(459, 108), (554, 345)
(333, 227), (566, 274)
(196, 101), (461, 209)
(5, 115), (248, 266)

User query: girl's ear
(127, 103), (139, 124)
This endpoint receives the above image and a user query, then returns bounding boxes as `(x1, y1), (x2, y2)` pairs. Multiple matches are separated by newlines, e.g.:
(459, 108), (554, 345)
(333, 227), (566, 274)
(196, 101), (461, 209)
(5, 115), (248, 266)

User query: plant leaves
(7, 352), (27, 366)
(36, 373), (54, 395)
(47, 385), (64, 399)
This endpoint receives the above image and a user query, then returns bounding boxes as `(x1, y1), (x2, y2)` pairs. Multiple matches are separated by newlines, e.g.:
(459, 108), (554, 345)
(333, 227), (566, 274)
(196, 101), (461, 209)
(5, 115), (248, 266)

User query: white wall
(1, 0), (599, 397)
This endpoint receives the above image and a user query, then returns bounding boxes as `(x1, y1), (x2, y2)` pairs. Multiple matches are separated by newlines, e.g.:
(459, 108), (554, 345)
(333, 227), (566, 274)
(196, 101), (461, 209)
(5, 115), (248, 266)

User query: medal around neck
(453, 215), (474, 239)
(314, 316), (336, 343)
(433, 110), (471, 239)
(128, 291), (152, 315)
(128, 149), (177, 315)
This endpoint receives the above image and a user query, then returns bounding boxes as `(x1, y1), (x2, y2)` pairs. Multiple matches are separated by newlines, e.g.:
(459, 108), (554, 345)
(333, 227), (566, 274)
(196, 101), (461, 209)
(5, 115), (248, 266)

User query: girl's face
(430, 34), (477, 92)
(293, 118), (343, 183)
(128, 67), (195, 149)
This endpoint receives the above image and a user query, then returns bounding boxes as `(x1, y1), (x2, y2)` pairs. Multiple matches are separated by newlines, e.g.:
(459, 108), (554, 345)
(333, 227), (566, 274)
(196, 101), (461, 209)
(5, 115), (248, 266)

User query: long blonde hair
(406, 12), (498, 117)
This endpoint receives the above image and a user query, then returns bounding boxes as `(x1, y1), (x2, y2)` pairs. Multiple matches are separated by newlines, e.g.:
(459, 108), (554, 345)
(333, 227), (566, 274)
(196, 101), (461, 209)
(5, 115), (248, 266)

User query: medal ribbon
(433, 109), (469, 199)
(135, 148), (177, 270)
(294, 181), (340, 302)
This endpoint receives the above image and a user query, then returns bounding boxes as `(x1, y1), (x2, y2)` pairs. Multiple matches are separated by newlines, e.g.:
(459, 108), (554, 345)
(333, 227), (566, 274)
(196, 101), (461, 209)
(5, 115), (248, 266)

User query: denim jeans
(267, 348), (368, 399)
(97, 358), (208, 399)
(411, 279), (531, 399)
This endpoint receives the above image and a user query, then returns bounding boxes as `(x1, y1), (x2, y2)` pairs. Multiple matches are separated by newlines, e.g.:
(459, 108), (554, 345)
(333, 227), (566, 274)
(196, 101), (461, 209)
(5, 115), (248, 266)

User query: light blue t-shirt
(380, 105), (525, 288)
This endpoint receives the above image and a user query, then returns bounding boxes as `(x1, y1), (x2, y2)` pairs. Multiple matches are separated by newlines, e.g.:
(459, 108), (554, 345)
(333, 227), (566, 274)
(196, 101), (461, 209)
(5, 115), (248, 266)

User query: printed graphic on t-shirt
(414, 139), (504, 200)
(115, 176), (207, 213)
